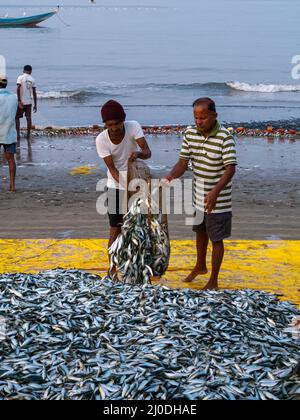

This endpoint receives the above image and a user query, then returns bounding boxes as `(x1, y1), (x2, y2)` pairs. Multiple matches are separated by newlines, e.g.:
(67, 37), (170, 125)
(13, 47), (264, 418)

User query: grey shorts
(193, 211), (232, 242)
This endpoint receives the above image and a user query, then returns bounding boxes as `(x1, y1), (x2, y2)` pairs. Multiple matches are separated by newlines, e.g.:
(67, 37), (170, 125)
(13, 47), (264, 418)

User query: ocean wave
(37, 90), (85, 99)
(141, 82), (228, 91)
(37, 81), (300, 100)
(142, 81), (300, 93)
(102, 81), (300, 93)
(227, 82), (300, 93)
(36, 83), (227, 100)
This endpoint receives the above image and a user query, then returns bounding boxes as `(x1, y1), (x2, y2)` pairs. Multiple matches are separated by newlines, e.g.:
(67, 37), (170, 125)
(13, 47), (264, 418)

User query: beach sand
(1, 134), (299, 307)
(0, 135), (299, 240)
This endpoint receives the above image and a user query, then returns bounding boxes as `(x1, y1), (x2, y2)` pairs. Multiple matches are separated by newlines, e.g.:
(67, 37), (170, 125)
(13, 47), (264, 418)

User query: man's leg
(108, 227), (121, 249)
(203, 240), (224, 291)
(108, 189), (123, 249)
(184, 230), (209, 282)
(107, 188), (125, 278)
(108, 226), (121, 279)
(4, 152), (16, 192)
(15, 116), (21, 145)
(26, 115), (32, 142)
(25, 105), (33, 142)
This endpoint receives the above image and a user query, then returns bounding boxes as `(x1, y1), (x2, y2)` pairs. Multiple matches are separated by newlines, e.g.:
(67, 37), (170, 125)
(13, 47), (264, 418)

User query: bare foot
(9, 186), (16, 193)
(183, 266), (208, 283)
(202, 281), (219, 291)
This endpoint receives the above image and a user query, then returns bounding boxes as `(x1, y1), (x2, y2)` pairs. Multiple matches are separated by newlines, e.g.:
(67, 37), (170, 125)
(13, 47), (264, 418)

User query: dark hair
(0, 81), (7, 88)
(193, 97), (216, 113)
(24, 65), (32, 73)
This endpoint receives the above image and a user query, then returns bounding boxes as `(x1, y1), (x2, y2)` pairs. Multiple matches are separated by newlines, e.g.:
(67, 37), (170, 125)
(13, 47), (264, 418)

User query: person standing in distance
(16, 65), (37, 144)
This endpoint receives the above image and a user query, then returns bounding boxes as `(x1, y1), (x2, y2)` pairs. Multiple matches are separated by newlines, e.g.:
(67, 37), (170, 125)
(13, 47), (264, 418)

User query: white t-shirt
(17, 73), (36, 105)
(96, 121), (144, 189)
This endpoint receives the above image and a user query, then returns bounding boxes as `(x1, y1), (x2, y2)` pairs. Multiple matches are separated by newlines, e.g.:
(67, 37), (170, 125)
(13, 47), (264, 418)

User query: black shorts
(16, 104), (32, 119)
(107, 188), (126, 228)
(193, 211), (232, 242)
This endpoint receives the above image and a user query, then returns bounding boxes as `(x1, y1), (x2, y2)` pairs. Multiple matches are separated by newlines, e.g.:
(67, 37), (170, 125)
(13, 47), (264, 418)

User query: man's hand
(18, 101), (24, 109)
(33, 105), (37, 113)
(160, 175), (173, 187)
(205, 189), (219, 213)
(128, 152), (140, 162)
(111, 168), (127, 189)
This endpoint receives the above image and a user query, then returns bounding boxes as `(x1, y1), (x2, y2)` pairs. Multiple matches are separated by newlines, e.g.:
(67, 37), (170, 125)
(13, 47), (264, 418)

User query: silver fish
(0, 270), (299, 400)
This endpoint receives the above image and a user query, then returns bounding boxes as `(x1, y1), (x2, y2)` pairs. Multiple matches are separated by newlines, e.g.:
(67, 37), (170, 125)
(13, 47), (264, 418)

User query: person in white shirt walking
(96, 100), (152, 251)
(0, 74), (18, 192)
(16, 65), (37, 143)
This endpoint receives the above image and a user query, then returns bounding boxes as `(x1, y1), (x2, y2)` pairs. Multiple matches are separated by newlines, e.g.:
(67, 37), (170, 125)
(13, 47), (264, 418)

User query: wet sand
(0, 135), (299, 240)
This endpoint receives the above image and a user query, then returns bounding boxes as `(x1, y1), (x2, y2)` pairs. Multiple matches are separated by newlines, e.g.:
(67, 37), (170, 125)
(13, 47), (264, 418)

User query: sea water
(0, 0), (300, 127)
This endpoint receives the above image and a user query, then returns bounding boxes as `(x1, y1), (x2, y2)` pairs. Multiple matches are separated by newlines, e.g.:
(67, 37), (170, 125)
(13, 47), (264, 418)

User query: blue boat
(0, 11), (57, 28)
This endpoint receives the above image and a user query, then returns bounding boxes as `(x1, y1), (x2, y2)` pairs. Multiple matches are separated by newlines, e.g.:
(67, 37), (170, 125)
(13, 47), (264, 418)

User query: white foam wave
(37, 90), (81, 99)
(227, 82), (300, 93)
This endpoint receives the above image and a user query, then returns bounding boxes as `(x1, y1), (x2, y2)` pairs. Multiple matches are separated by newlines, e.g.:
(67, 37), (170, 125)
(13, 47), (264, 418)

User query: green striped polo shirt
(179, 122), (237, 214)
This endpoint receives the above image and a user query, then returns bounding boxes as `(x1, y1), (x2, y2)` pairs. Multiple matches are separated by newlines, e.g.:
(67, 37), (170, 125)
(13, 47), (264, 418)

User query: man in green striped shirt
(163, 98), (237, 290)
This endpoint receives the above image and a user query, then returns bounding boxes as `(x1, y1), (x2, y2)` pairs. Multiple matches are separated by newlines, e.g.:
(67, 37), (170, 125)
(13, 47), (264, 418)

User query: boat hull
(0, 12), (56, 28)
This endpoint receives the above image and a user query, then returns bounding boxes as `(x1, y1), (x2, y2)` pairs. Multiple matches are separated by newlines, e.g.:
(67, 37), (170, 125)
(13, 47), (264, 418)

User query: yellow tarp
(0, 239), (299, 306)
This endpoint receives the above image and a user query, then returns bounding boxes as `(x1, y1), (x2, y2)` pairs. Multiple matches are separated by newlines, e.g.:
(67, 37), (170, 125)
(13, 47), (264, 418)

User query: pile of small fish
(109, 198), (170, 284)
(0, 269), (299, 400)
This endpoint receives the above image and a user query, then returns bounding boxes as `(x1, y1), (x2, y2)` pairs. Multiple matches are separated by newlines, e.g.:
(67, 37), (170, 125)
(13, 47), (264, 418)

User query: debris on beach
(21, 124), (300, 139)
(0, 269), (299, 400)
(231, 126), (299, 139)
(109, 198), (170, 284)
(69, 165), (98, 176)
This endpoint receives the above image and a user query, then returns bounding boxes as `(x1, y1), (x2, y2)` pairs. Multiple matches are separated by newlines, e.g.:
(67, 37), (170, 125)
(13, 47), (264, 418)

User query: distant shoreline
(21, 124), (300, 139)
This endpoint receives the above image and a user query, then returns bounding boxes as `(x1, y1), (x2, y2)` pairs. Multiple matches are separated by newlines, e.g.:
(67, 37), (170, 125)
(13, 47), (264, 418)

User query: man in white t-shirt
(96, 100), (152, 250)
(16, 65), (37, 143)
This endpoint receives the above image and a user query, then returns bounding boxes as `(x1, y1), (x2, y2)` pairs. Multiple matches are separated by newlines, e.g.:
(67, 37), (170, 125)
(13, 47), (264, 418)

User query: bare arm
(103, 155), (126, 188)
(129, 137), (152, 161)
(17, 84), (23, 107)
(205, 165), (236, 213)
(163, 159), (189, 182)
(214, 165), (236, 195)
(33, 87), (37, 112)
